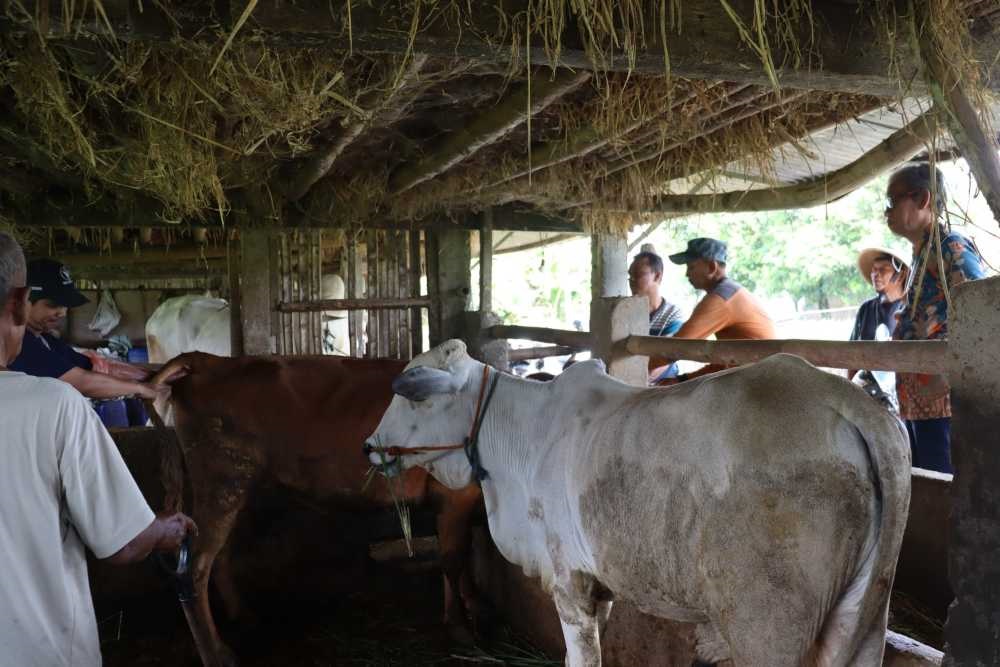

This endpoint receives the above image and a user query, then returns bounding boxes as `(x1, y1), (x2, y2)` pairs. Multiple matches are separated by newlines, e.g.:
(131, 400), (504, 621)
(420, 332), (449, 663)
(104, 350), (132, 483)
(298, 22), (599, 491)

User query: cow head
(365, 339), (483, 490)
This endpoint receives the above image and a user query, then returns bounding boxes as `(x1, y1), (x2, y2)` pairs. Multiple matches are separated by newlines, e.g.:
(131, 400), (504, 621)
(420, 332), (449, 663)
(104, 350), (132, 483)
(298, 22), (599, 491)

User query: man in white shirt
(0, 232), (197, 666)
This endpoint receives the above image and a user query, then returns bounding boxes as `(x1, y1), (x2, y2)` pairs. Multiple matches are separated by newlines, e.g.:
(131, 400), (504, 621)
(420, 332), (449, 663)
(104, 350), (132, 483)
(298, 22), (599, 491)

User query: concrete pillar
(480, 208), (493, 313)
(591, 233), (628, 303)
(590, 296), (648, 387)
(943, 276), (1000, 665)
(239, 229), (274, 355)
(426, 227), (471, 345)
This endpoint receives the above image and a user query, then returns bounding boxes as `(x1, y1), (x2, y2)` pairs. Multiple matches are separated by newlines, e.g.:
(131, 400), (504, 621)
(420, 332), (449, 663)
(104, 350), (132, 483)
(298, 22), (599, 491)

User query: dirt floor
(98, 558), (558, 667)
(95, 549), (943, 666)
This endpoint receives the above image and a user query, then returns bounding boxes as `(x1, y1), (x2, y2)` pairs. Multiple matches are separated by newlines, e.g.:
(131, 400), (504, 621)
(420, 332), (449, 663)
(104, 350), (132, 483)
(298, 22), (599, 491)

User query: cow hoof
(446, 622), (476, 646)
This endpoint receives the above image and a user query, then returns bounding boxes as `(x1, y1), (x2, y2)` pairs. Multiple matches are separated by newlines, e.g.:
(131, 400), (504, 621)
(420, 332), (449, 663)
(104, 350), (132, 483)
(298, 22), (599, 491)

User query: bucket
(95, 399), (129, 428)
(124, 398), (149, 427)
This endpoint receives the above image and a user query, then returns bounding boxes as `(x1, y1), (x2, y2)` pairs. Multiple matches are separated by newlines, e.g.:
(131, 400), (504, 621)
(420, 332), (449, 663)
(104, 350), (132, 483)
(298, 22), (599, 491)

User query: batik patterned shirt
(894, 226), (986, 420)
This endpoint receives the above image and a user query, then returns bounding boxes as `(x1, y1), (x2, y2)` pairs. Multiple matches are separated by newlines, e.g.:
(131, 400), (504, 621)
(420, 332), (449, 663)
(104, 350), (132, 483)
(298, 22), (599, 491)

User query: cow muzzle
(363, 439), (402, 476)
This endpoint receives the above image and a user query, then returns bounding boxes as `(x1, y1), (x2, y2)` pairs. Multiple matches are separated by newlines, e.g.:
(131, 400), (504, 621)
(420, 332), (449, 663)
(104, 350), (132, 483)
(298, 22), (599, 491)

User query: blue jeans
(905, 417), (952, 474)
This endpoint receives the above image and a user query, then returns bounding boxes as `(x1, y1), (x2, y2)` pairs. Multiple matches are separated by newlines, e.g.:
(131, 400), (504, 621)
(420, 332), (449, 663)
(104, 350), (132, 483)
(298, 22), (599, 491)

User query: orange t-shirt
(652, 278), (775, 378)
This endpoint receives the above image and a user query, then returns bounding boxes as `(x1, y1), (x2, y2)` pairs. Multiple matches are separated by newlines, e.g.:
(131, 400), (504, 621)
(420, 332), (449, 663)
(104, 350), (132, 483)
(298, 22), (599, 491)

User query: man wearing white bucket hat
(847, 247), (909, 376)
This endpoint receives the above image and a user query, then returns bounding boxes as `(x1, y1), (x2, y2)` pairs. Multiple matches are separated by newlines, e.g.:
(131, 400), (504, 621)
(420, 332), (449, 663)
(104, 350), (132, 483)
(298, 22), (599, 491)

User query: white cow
(366, 340), (911, 667)
(146, 295), (232, 364)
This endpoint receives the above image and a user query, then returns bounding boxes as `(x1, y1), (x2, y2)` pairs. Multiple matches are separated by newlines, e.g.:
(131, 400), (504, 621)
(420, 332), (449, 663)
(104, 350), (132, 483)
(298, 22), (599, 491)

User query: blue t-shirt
(10, 331), (93, 379)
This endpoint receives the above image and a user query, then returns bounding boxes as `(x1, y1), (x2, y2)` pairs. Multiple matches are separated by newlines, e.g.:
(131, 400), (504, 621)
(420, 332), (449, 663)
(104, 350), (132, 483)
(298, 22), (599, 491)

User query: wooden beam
(276, 296), (431, 313)
(282, 54), (429, 202)
(915, 3), (1000, 226)
(486, 325), (593, 350)
(7, 1), (999, 96)
(508, 344), (578, 362)
(647, 110), (941, 214)
(626, 336), (948, 374)
(480, 84), (729, 190)
(389, 69), (590, 194)
(15, 197), (583, 232)
(55, 245), (228, 265)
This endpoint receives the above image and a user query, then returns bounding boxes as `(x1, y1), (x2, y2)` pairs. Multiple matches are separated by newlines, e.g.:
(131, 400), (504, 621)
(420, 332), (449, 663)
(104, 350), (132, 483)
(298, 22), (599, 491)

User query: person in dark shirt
(10, 259), (159, 400)
(628, 247), (683, 381)
(847, 247), (909, 381)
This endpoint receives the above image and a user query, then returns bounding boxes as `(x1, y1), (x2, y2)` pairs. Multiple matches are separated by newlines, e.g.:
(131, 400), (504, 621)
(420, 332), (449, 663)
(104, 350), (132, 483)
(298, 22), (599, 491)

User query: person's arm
(648, 295), (730, 370)
(104, 512), (198, 565)
(105, 358), (152, 382)
(60, 366), (159, 399)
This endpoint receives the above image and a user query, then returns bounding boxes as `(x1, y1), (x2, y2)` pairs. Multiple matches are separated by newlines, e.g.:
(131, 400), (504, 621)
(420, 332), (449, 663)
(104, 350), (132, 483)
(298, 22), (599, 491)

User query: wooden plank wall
(274, 231), (323, 355)
(342, 230), (425, 360)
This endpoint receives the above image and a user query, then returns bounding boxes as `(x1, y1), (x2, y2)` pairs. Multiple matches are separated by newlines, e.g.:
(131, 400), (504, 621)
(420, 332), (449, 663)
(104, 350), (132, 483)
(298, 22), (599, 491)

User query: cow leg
(435, 484), (484, 643)
(212, 546), (245, 623)
(181, 436), (263, 667)
(552, 572), (605, 667)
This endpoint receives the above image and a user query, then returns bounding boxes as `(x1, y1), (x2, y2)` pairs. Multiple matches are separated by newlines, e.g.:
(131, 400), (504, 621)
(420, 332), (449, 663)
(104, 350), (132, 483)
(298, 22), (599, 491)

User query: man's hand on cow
(134, 381), (168, 401)
(154, 512), (198, 552)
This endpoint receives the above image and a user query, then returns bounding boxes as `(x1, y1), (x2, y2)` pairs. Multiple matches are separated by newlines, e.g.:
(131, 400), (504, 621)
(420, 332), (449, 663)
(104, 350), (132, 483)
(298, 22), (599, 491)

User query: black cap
(27, 259), (89, 308)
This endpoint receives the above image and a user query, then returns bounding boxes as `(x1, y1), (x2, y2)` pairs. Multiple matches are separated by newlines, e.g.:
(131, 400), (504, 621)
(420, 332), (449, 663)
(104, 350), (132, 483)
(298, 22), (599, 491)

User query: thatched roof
(0, 0), (997, 255)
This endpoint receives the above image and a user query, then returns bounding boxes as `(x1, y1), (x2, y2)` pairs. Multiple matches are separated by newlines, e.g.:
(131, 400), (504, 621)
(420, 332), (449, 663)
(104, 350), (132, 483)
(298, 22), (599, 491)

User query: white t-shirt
(0, 371), (155, 666)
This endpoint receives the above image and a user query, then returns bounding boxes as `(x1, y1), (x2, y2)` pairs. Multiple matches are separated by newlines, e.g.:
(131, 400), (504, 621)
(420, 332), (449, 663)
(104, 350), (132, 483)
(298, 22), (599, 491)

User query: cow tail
(811, 409), (911, 667)
(146, 353), (205, 514)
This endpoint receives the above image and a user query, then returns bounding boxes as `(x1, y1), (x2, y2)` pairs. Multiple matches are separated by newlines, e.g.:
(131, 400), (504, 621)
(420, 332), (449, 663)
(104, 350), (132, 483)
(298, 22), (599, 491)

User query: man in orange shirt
(650, 237), (776, 382)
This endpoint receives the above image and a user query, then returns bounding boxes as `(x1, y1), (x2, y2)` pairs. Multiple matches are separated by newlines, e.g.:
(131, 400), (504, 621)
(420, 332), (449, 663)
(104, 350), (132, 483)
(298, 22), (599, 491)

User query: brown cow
(151, 352), (484, 667)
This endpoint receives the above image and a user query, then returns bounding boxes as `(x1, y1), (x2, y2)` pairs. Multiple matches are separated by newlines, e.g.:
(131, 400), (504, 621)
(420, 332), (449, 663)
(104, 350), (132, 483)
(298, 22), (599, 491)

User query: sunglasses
(885, 190), (920, 211)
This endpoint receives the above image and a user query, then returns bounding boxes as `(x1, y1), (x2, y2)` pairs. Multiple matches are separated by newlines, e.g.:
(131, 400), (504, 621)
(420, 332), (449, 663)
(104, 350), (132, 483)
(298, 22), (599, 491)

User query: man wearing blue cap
(650, 237), (776, 382)
(10, 258), (160, 400)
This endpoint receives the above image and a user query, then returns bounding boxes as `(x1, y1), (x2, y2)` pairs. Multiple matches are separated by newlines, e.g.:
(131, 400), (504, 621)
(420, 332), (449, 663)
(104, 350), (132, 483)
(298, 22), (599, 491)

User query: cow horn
(392, 366), (464, 401)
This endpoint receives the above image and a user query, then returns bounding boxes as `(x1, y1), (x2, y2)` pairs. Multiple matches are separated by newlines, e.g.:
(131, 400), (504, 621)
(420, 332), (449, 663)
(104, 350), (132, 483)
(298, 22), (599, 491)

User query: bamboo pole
(508, 345), (578, 362)
(915, 2), (1000, 226)
(390, 69), (591, 194)
(625, 336), (949, 374)
(646, 111), (941, 214)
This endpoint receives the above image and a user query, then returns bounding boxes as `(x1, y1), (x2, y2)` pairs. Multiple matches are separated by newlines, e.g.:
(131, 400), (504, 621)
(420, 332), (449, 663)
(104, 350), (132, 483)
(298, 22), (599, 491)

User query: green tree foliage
(647, 176), (902, 311)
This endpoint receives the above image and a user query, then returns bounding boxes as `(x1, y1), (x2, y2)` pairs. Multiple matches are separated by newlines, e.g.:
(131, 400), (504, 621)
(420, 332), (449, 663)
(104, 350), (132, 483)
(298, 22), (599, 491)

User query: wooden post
(591, 233), (628, 304)
(427, 227), (472, 345)
(916, 5), (1000, 227)
(227, 236), (244, 356)
(239, 229), (274, 355)
(590, 296), (648, 386)
(408, 231), (423, 355)
(480, 208), (494, 313)
(944, 276), (1000, 664)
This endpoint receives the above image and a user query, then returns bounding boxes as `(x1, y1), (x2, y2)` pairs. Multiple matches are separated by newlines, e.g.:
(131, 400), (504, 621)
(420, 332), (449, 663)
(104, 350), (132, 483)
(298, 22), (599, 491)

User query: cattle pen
(2, 1), (1000, 666)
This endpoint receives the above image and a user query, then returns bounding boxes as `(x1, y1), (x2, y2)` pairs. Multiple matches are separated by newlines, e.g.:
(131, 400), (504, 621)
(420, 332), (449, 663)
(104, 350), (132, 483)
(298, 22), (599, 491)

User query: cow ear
(392, 366), (464, 401)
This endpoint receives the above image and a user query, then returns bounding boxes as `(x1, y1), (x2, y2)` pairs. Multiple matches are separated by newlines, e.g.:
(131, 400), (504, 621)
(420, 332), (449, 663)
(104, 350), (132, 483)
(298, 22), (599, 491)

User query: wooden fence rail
(486, 325), (593, 350)
(625, 336), (949, 374)
(277, 296), (433, 313)
(484, 325), (950, 374)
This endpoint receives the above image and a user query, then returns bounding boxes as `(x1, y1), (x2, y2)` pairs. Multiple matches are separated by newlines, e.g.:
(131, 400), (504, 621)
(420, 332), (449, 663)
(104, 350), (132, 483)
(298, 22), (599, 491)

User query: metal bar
(508, 345), (578, 362)
(625, 336), (949, 374)
(486, 325), (594, 350)
(277, 296), (434, 312)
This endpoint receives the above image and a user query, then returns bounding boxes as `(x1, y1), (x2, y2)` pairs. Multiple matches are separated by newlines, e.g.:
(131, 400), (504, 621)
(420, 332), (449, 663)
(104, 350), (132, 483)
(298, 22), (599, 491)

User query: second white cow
(366, 340), (911, 667)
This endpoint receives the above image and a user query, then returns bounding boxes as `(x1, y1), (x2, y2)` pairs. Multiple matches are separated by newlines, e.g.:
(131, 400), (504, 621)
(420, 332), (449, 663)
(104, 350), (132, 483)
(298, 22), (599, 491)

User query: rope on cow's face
(366, 364), (499, 483)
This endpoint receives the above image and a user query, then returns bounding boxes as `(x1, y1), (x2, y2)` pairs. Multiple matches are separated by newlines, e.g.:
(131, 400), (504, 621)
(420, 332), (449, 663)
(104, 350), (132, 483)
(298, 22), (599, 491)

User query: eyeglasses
(885, 190), (919, 211)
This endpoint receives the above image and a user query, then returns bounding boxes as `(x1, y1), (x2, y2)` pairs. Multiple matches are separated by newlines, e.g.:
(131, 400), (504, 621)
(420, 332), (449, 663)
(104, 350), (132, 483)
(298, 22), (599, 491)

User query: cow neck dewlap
(477, 373), (551, 481)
